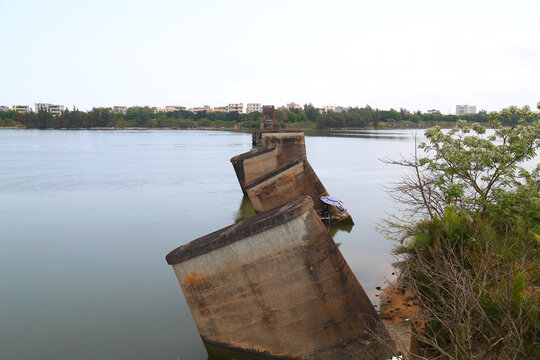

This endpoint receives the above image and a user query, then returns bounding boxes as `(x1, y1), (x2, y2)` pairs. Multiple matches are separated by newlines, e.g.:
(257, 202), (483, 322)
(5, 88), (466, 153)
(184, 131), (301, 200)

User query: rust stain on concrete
(185, 272), (209, 285)
(280, 173), (295, 182)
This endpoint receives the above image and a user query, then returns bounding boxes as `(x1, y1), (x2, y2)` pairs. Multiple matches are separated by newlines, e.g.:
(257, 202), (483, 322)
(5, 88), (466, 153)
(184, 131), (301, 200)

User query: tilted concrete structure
(244, 157), (328, 213)
(232, 130), (353, 225)
(231, 132), (306, 192)
(166, 197), (395, 359)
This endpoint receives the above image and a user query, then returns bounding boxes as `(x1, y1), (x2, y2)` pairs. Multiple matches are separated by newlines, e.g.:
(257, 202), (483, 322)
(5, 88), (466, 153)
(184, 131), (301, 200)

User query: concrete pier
(166, 196), (395, 359)
(260, 131), (306, 163)
(244, 158), (328, 213)
(231, 131), (306, 193)
(231, 131), (353, 225)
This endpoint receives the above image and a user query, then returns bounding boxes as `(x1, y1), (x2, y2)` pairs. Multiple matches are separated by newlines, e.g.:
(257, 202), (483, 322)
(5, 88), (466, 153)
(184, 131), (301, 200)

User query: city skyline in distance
(1, 0), (539, 114)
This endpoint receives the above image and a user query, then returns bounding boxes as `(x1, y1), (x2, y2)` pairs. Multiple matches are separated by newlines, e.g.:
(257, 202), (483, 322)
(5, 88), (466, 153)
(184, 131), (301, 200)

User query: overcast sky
(1, 0), (539, 113)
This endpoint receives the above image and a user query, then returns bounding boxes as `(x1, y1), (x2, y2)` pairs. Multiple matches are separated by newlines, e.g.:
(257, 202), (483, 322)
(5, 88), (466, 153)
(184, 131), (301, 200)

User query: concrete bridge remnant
(166, 196), (396, 359)
(231, 131), (306, 193)
(232, 129), (353, 225)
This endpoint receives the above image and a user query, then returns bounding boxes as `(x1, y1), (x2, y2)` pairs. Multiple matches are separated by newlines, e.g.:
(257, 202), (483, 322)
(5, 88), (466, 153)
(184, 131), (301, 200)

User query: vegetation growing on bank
(1, 103), (538, 130)
(382, 106), (540, 359)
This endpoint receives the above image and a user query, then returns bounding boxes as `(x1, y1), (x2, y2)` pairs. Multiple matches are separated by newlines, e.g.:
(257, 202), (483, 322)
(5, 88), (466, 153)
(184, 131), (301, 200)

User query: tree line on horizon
(0, 103), (538, 129)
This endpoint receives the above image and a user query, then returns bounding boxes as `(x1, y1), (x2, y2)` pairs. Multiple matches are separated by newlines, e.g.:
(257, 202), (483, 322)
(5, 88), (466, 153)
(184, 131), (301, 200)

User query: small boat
(319, 196), (354, 225)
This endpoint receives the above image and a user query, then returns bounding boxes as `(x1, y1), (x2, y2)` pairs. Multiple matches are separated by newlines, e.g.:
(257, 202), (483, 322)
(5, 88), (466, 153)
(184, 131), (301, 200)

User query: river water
(0, 129), (419, 359)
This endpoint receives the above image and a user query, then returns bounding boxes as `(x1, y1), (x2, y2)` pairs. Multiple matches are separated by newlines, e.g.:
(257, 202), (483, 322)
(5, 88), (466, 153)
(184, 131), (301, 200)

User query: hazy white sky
(1, 0), (539, 113)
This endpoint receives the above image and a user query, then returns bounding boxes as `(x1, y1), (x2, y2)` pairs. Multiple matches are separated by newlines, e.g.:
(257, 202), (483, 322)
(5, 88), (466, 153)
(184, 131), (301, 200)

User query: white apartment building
(49, 104), (65, 116)
(165, 106), (186, 112)
(35, 103), (65, 116)
(456, 105), (476, 115)
(228, 103), (243, 113)
(35, 103), (49, 112)
(246, 103), (262, 114)
(12, 105), (31, 112)
(112, 106), (128, 114)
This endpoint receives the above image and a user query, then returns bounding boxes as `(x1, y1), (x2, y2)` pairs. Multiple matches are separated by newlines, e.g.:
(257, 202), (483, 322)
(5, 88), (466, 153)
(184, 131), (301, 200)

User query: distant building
(35, 103), (47, 112)
(191, 105), (212, 113)
(49, 104), (65, 116)
(286, 102), (301, 110)
(228, 103), (243, 113)
(456, 105), (476, 115)
(0, 106), (9, 112)
(426, 109), (440, 114)
(165, 106), (186, 112)
(35, 103), (64, 116)
(320, 105), (336, 113)
(12, 105), (31, 112)
(213, 106), (228, 112)
(112, 106), (128, 115)
(246, 103), (262, 114)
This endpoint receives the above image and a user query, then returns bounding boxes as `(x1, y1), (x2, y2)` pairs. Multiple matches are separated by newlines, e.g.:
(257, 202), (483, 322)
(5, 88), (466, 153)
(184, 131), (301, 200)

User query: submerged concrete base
(167, 197), (395, 359)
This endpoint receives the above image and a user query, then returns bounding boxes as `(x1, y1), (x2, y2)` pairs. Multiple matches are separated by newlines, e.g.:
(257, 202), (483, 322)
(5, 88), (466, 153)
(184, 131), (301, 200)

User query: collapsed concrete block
(166, 196), (395, 359)
(231, 131), (353, 225)
(231, 131), (306, 193)
(244, 158), (328, 214)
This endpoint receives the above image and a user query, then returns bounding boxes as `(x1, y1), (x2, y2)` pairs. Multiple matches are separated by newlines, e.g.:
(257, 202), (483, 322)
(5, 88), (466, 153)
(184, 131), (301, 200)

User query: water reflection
(235, 195), (256, 222)
(327, 223), (353, 238)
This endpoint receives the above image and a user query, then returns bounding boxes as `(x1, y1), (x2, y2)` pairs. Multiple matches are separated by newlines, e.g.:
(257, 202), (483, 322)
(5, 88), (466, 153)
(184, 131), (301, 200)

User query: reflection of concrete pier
(166, 197), (395, 359)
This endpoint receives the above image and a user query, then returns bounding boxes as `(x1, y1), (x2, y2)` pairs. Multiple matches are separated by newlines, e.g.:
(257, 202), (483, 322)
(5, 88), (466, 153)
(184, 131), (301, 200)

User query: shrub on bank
(383, 107), (540, 359)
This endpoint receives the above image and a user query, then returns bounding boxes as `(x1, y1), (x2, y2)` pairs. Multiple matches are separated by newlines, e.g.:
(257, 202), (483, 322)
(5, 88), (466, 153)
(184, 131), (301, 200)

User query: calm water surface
(0, 129), (418, 359)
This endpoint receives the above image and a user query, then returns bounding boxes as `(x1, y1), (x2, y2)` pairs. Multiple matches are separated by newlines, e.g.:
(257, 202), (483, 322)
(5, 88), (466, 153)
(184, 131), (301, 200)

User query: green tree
(382, 107), (540, 359)
(37, 110), (53, 129)
(409, 114), (420, 123)
(303, 103), (320, 122)
(373, 109), (380, 129)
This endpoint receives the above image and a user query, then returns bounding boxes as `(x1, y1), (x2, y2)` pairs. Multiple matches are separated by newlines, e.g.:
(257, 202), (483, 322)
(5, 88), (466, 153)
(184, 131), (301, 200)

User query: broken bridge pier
(166, 197), (396, 359)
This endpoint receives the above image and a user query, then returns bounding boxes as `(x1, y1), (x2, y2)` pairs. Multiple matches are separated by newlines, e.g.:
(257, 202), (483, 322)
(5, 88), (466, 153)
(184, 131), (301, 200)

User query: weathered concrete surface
(166, 196), (395, 359)
(379, 283), (424, 359)
(244, 158), (328, 214)
(231, 147), (279, 191)
(385, 320), (419, 360)
(231, 132), (306, 193)
(234, 130), (353, 224)
(260, 132), (305, 165)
